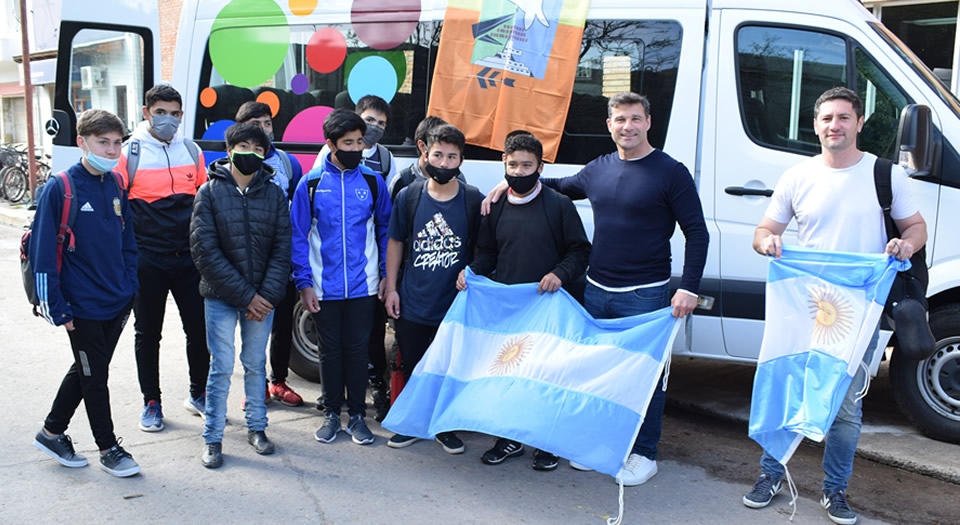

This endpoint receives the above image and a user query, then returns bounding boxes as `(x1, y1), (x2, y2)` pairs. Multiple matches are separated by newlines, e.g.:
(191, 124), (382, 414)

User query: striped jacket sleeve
(29, 180), (72, 325)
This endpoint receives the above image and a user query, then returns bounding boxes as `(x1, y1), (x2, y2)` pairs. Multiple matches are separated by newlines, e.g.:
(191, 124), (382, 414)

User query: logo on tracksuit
(356, 188), (369, 201)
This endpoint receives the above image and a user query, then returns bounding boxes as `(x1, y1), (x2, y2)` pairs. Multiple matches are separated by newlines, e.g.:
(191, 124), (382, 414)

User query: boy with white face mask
(31, 109), (141, 478)
(117, 84), (210, 434)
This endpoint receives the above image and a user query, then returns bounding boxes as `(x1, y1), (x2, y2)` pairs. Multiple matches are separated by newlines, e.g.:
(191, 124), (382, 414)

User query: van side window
(737, 26), (912, 160)
(195, 23), (438, 151)
(68, 30), (146, 135)
(556, 20), (682, 165)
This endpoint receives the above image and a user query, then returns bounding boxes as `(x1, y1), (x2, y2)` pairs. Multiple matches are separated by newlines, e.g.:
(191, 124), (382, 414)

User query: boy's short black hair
(225, 122), (270, 152)
(77, 109), (125, 137)
(415, 116), (447, 146)
(504, 132), (543, 164)
(323, 109), (367, 145)
(235, 101), (272, 123)
(145, 84), (183, 110)
(355, 95), (391, 122)
(425, 124), (465, 156)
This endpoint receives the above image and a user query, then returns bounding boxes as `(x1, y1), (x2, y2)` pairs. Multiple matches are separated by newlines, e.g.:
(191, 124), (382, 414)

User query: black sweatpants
(269, 280), (297, 384)
(134, 251), (209, 404)
(313, 296), (376, 417)
(393, 317), (439, 381)
(44, 302), (132, 451)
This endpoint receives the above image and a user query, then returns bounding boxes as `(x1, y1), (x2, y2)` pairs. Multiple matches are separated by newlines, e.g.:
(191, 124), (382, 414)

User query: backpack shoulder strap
(279, 150), (293, 182)
(51, 171), (76, 266)
(873, 157), (901, 240)
(362, 171), (379, 206)
(125, 139), (140, 188)
(377, 144), (391, 177)
(307, 173), (321, 218)
(185, 140), (202, 174)
(463, 182), (483, 255)
(404, 178), (426, 236)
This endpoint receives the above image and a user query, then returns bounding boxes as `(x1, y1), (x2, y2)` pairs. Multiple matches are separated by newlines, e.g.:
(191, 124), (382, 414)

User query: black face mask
(334, 148), (363, 170)
(425, 163), (460, 184)
(505, 172), (539, 195)
(230, 151), (264, 176)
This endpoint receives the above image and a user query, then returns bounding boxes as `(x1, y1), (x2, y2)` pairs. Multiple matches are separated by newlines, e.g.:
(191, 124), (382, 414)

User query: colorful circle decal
(347, 56), (398, 104)
(282, 106), (334, 143)
(209, 0), (291, 88)
(306, 28), (347, 74)
(200, 87), (218, 108)
(351, 0), (421, 50)
(202, 119), (236, 141)
(345, 51), (406, 92)
(291, 74), (309, 95)
(288, 0), (317, 17)
(256, 91), (281, 117)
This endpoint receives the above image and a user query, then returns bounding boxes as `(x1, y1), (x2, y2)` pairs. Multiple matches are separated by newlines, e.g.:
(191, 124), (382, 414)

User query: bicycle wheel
(3, 166), (28, 203)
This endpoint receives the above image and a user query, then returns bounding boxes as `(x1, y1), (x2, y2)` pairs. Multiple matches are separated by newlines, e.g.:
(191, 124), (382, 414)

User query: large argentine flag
(749, 246), (907, 465)
(383, 268), (681, 477)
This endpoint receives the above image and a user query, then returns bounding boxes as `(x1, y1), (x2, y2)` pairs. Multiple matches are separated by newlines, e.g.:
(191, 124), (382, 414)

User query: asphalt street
(0, 220), (911, 525)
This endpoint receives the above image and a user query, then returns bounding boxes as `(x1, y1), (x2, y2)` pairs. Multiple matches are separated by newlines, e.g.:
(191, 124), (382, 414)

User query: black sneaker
(742, 473), (782, 509)
(99, 442), (141, 477)
(387, 434), (420, 449)
(247, 430), (275, 455)
(532, 449), (559, 471)
(345, 414), (374, 445)
(481, 438), (524, 465)
(201, 442), (223, 469)
(370, 378), (390, 422)
(821, 490), (858, 525)
(33, 430), (87, 468)
(435, 432), (465, 454)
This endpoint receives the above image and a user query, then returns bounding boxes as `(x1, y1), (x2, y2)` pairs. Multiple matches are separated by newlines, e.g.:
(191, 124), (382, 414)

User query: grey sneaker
(743, 473), (782, 509)
(345, 414), (374, 445)
(314, 412), (341, 443)
(183, 394), (206, 419)
(821, 490), (858, 525)
(33, 430), (87, 468)
(99, 442), (140, 477)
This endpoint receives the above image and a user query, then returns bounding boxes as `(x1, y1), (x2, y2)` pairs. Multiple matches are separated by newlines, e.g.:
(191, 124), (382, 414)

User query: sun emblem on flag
(808, 285), (854, 345)
(489, 335), (531, 375)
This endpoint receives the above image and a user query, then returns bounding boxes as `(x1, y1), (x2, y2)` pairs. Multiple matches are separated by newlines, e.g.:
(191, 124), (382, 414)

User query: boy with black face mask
(383, 124), (482, 453)
(456, 132), (591, 471)
(291, 109), (392, 446)
(189, 123), (291, 468)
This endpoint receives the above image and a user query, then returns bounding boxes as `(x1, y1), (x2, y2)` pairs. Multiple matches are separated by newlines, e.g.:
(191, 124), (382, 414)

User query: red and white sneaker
(269, 381), (304, 407)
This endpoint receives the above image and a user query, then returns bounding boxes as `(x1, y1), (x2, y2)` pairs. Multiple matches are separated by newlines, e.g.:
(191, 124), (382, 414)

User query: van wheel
(288, 299), (321, 383)
(890, 303), (960, 444)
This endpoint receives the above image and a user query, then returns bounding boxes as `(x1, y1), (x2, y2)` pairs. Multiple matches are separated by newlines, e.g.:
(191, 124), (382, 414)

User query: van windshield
(869, 21), (960, 120)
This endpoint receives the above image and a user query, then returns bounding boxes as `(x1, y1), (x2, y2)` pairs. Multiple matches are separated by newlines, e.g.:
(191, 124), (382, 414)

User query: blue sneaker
(138, 400), (163, 432)
(183, 394), (206, 420)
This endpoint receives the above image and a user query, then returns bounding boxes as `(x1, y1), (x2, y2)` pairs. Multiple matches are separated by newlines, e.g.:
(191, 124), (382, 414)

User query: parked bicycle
(0, 144), (51, 204)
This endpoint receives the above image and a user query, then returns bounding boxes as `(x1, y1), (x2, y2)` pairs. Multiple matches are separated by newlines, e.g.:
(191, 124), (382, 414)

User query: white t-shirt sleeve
(764, 169), (795, 225)
(890, 163), (920, 220)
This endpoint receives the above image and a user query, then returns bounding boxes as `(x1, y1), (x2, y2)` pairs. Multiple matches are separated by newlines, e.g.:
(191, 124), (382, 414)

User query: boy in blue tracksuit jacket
(30, 109), (141, 478)
(291, 109), (391, 445)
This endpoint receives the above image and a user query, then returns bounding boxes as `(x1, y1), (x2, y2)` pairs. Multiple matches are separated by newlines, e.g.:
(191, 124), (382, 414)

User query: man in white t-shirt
(744, 87), (927, 525)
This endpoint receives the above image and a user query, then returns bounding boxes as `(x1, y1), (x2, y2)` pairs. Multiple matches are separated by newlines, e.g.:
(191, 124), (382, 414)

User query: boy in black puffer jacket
(189, 123), (291, 468)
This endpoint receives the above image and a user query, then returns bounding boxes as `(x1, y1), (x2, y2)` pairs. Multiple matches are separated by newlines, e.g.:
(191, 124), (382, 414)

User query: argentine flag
(748, 246), (907, 465)
(383, 268), (681, 477)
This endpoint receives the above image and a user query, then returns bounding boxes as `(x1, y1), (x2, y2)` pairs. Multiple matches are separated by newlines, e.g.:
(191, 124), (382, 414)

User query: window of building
(69, 30), (145, 134)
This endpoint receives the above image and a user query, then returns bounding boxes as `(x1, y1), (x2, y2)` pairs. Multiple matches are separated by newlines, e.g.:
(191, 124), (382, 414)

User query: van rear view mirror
(895, 104), (935, 177)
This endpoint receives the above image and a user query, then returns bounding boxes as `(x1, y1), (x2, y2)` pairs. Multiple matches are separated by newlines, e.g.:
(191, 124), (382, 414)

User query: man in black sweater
(485, 92), (709, 485)
(457, 132), (591, 471)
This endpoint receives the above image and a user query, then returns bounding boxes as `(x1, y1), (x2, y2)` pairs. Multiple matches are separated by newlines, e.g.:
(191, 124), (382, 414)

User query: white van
(50, 0), (959, 443)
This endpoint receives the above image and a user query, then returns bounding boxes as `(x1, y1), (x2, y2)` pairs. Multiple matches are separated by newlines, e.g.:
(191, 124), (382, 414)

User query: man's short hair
(323, 108), (367, 145)
(144, 84), (183, 110)
(355, 95), (391, 122)
(504, 132), (543, 164)
(77, 109), (125, 137)
(814, 87), (864, 119)
(425, 124), (465, 155)
(235, 101), (272, 123)
(415, 116), (447, 146)
(225, 122), (270, 152)
(607, 92), (651, 118)
(505, 129), (533, 142)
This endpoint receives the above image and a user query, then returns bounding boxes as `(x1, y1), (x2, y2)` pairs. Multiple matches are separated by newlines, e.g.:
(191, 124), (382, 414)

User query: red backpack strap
(53, 171), (75, 272)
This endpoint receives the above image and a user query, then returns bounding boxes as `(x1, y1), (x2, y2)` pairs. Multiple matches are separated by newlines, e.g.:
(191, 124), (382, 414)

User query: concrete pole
(19, 0), (38, 202)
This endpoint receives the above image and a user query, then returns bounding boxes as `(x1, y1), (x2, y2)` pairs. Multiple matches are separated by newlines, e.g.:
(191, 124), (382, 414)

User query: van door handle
(725, 186), (773, 197)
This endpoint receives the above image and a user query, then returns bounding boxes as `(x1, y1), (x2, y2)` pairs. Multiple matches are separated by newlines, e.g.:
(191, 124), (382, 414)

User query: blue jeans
(584, 281), (671, 460)
(202, 298), (273, 444)
(760, 326), (880, 493)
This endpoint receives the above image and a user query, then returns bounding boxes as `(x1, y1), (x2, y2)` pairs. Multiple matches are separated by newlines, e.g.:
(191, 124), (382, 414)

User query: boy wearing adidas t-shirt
(383, 124), (481, 454)
(30, 109), (141, 478)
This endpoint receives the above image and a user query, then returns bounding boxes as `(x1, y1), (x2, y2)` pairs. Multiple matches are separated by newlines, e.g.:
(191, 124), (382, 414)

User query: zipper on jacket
(340, 166), (348, 299)
(242, 188), (254, 280)
(162, 145), (175, 194)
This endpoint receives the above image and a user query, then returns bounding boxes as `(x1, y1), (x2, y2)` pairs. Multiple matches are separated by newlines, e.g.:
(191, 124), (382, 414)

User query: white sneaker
(569, 460), (594, 472)
(616, 453), (657, 486)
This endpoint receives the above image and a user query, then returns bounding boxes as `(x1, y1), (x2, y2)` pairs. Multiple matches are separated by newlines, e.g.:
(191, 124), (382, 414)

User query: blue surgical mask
(150, 114), (181, 141)
(86, 151), (120, 173)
